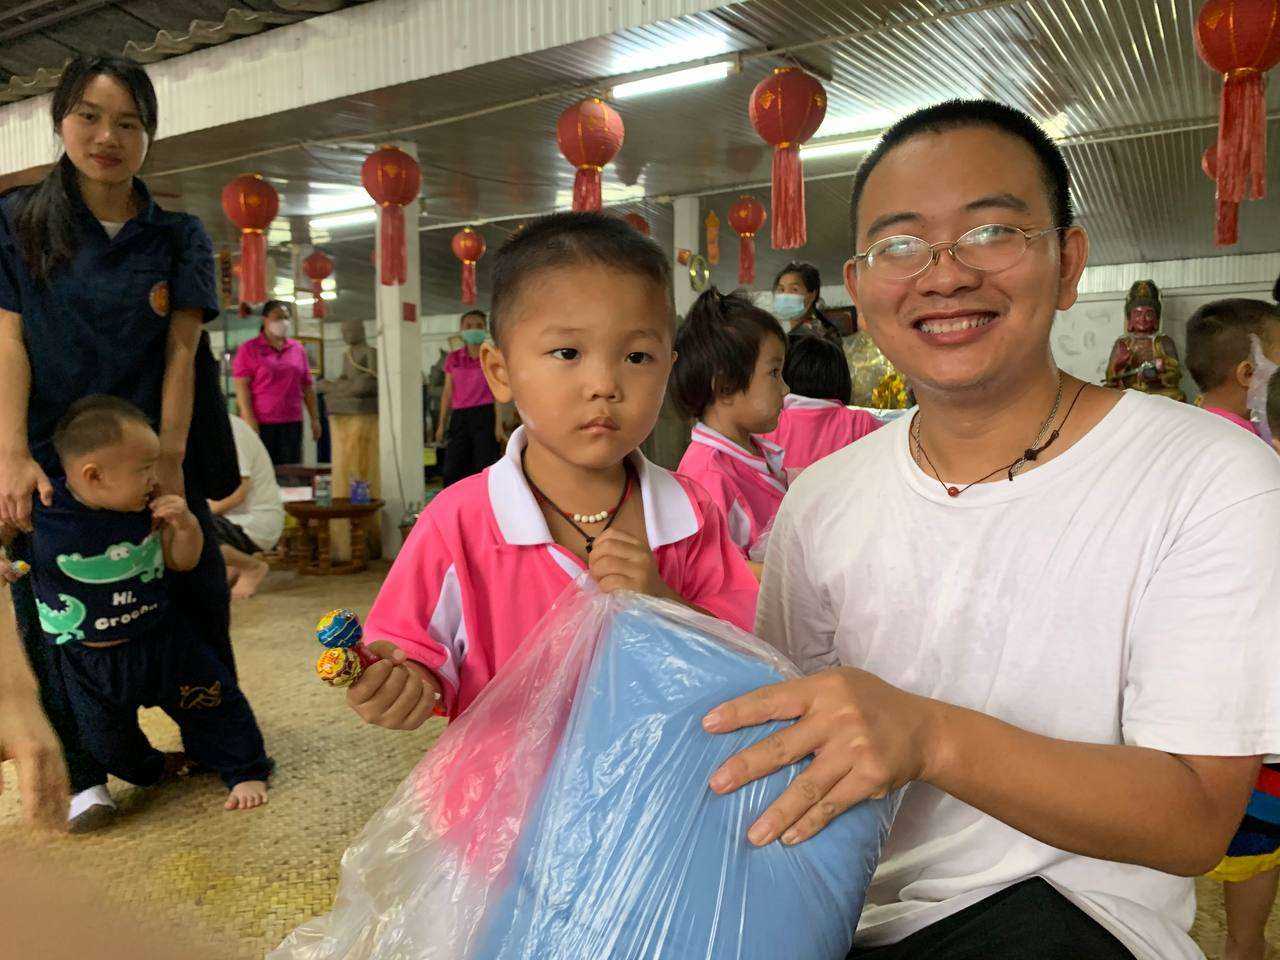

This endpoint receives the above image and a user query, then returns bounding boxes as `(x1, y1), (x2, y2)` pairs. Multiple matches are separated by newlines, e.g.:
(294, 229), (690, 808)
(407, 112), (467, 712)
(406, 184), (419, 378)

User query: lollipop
(316, 647), (363, 687)
(12, 560), (30, 577)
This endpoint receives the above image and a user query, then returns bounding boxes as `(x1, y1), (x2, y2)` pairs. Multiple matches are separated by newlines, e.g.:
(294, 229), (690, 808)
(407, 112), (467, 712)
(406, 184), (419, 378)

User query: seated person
(209, 414), (285, 600)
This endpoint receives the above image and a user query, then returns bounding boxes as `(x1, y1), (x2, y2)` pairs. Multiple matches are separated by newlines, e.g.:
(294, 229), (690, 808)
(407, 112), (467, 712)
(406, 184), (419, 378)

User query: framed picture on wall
(297, 335), (324, 378)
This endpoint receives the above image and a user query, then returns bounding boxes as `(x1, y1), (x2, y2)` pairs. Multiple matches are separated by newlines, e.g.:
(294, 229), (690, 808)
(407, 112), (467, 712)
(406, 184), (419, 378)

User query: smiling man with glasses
(701, 100), (1280, 959)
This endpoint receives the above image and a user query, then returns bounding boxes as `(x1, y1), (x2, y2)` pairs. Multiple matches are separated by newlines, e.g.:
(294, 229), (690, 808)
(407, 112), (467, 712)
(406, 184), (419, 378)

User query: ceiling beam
(0, 0), (116, 43)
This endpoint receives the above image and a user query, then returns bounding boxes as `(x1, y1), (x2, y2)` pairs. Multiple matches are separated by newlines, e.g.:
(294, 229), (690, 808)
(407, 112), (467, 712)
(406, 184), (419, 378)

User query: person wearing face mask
(0, 55), (241, 832)
(772, 261), (842, 344)
(436, 309), (504, 487)
(232, 300), (323, 466)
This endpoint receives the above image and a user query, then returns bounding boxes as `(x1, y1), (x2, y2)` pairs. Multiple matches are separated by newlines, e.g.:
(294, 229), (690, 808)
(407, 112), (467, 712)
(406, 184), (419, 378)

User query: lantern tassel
(771, 144), (807, 250)
(1213, 70), (1268, 246)
(461, 261), (477, 306)
(312, 280), (327, 319)
(573, 166), (603, 212)
(240, 230), (267, 304)
(379, 205), (407, 286)
(738, 234), (757, 286)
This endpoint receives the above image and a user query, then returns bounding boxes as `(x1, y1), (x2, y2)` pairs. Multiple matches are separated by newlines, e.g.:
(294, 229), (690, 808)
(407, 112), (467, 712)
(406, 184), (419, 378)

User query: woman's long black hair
(15, 55), (158, 284)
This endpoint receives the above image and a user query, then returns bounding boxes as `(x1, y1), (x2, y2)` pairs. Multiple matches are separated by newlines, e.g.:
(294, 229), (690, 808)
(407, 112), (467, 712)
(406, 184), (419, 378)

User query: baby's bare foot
(224, 780), (268, 811)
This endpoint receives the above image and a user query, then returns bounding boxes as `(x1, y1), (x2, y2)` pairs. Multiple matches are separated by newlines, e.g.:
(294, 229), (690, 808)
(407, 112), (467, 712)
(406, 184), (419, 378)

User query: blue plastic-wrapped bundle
(272, 585), (898, 960)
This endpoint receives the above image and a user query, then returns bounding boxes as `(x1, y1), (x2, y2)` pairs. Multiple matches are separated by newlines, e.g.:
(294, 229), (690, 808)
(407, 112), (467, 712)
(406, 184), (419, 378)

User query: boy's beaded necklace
(524, 459), (636, 554)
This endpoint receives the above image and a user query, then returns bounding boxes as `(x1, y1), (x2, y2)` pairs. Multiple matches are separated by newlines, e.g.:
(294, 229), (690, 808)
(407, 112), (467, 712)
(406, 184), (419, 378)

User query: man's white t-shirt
(227, 415), (285, 552)
(757, 391), (1280, 960)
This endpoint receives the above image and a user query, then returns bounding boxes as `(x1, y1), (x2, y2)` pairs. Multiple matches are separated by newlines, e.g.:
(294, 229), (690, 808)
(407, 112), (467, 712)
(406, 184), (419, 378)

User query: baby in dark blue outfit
(27, 395), (271, 811)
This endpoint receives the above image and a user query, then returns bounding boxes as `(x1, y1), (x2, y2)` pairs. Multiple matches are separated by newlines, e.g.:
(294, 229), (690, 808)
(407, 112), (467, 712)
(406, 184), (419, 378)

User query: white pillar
(672, 195), (700, 320)
(375, 141), (425, 558)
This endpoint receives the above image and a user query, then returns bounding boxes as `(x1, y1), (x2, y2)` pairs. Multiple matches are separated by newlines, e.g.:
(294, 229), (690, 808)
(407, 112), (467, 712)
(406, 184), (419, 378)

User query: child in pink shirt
(671, 289), (789, 567)
(1186, 298), (1280, 439)
(346, 214), (760, 726)
(761, 335), (882, 480)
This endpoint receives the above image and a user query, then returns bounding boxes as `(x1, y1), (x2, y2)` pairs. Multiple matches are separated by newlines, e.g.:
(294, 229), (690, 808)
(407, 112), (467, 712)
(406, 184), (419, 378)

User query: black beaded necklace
(912, 377), (1088, 498)
(524, 459), (636, 554)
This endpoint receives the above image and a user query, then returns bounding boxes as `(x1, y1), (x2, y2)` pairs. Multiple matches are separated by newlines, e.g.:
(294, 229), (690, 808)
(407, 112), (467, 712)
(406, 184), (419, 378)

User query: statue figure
(1103, 280), (1185, 401)
(317, 318), (378, 414)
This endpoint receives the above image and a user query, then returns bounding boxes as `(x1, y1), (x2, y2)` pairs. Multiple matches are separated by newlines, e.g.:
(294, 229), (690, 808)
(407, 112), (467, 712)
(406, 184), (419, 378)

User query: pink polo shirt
(364, 427), (760, 719)
(762, 394), (883, 477)
(444, 347), (495, 410)
(676, 423), (787, 560)
(1203, 406), (1261, 437)
(231, 333), (313, 424)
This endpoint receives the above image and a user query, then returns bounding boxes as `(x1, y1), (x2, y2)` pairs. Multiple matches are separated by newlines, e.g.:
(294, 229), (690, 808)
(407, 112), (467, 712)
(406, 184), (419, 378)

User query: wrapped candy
(272, 584), (899, 960)
(316, 647), (363, 687)
(12, 560), (29, 577)
(315, 608), (377, 668)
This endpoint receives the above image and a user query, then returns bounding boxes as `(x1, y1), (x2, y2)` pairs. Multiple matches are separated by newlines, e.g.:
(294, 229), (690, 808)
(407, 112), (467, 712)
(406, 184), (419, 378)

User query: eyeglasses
(852, 224), (1064, 281)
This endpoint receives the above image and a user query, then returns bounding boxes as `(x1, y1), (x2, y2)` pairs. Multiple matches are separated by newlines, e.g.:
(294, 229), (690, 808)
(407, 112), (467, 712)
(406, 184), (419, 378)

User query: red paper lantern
(362, 146), (422, 285)
(302, 249), (334, 319)
(221, 174), (278, 305)
(728, 196), (767, 286)
(623, 212), (650, 236)
(450, 227), (486, 306)
(748, 67), (826, 250)
(556, 98), (625, 212)
(1194, 0), (1280, 244)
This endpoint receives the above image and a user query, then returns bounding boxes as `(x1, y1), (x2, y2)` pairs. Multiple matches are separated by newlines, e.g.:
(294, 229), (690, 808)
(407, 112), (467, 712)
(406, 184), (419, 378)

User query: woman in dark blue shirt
(0, 56), (231, 830)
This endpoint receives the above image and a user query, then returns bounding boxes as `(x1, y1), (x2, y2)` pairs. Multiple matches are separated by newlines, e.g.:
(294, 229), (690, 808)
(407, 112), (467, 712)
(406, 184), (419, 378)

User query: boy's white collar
(487, 426), (697, 548)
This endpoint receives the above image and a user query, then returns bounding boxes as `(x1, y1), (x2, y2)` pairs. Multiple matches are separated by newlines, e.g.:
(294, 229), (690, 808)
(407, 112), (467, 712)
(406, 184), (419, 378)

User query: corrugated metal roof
(3, 0), (1277, 321)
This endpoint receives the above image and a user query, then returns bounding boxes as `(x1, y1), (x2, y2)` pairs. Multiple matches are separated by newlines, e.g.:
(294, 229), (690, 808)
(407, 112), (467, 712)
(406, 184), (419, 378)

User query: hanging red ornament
(705, 210), (721, 265)
(556, 98), (625, 212)
(302, 249), (334, 319)
(748, 67), (826, 250)
(728, 196), (767, 286)
(623, 212), (651, 235)
(1200, 144), (1241, 241)
(361, 145), (422, 285)
(450, 227), (487, 306)
(221, 174), (278, 305)
(1194, 0), (1280, 245)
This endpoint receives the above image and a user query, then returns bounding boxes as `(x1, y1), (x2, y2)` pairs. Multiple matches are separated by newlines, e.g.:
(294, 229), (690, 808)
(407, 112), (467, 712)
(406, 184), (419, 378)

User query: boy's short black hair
(1268, 369), (1280, 439)
(489, 212), (673, 345)
(783, 335), (853, 406)
(849, 100), (1074, 244)
(670, 287), (786, 420)
(261, 299), (291, 319)
(1185, 298), (1280, 391)
(53, 395), (153, 464)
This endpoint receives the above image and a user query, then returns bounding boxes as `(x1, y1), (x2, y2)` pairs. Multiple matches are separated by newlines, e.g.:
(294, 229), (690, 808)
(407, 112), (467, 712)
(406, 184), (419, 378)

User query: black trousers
(441, 404), (501, 488)
(259, 420), (302, 466)
(10, 493), (237, 793)
(55, 622), (270, 790)
(848, 878), (1135, 959)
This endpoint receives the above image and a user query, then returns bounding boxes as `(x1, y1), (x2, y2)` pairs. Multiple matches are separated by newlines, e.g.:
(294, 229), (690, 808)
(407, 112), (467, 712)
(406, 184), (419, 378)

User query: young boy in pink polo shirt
(346, 214), (760, 726)
(1185, 298), (1280, 437)
(672, 289), (789, 568)
(761, 335), (882, 481)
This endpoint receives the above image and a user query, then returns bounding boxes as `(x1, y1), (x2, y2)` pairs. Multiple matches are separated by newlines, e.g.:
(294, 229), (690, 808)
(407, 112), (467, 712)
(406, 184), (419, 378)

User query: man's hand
(150, 495), (196, 533)
(0, 454), (52, 532)
(703, 666), (939, 846)
(588, 529), (677, 600)
(346, 640), (442, 730)
(310, 418), (323, 442)
(0, 685), (69, 832)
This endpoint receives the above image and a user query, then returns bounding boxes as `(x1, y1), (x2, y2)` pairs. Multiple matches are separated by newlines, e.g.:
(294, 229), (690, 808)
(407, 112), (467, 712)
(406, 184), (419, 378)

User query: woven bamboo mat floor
(0, 563), (1271, 958)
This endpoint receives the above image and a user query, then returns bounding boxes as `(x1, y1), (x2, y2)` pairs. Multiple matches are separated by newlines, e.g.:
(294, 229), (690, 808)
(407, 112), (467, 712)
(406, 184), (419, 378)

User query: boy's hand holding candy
(346, 642), (442, 730)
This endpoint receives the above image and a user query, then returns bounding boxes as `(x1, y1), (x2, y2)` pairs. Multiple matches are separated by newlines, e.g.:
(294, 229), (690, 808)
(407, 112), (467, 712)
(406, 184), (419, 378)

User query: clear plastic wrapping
(271, 584), (898, 960)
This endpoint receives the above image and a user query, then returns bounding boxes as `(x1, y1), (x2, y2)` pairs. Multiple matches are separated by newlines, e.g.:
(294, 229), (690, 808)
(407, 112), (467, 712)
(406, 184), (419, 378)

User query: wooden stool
(283, 499), (385, 575)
